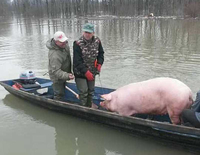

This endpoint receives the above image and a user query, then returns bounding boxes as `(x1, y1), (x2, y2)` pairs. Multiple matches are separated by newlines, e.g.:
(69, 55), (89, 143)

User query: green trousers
(75, 78), (95, 107)
(52, 80), (66, 101)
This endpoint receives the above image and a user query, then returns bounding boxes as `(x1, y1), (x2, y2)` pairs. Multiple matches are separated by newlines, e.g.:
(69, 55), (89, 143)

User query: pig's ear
(101, 94), (112, 101)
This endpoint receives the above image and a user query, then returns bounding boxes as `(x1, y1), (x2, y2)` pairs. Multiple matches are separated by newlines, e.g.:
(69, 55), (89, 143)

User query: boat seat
(20, 81), (53, 92)
(21, 83), (41, 89)
(38, 93), (54, 99)
(39, 82), (53, 88)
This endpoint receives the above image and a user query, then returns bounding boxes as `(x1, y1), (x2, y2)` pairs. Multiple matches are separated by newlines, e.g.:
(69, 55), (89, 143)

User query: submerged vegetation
(0, 0), (199, 18)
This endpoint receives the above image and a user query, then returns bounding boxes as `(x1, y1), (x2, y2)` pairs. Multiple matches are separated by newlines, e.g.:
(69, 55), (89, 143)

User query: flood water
(0, 16), (200, 155)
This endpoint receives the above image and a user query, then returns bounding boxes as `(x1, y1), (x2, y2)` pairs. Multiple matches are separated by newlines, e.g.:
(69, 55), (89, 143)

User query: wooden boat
(0, 77), (200, 152)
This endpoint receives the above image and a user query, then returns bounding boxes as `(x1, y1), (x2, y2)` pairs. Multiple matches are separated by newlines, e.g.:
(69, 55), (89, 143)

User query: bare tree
(4, 0), (200, 18)
(184, 1), (200, 18)
(0, 0), (12, 16)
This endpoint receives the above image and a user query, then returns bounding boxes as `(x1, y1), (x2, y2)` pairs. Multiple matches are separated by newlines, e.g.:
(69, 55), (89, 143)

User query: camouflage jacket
(73, 36), (104, 78)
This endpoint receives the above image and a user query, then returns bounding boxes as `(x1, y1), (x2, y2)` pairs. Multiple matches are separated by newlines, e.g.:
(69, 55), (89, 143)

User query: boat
(0, 77), (200, 152)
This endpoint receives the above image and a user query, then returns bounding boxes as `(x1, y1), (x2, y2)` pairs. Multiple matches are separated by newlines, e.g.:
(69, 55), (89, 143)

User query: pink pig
(100, 77), (193, 124)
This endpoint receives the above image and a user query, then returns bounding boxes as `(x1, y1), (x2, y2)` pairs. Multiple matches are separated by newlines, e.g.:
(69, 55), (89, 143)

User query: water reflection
(3, 94), (197, 155)
(1, 17), (200, 90)
(0, 16), (200, 154)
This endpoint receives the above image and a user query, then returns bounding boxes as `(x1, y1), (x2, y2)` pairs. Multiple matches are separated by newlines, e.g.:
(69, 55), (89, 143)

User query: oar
(65, 86), (79, 99)
(65, 85), (105, 108)
(97, 73), (104, 94)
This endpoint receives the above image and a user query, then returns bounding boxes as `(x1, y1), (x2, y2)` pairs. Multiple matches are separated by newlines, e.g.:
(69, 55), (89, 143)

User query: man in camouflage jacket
(73, 23), (104, 107)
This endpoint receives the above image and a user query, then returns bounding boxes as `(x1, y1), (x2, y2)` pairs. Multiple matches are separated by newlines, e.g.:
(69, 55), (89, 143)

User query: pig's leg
(170, 115), (181, 125)
(168, 110), (181, 125)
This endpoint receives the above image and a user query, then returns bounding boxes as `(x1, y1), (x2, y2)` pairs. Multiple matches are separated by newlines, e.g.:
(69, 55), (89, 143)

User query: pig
(100, 77), (193, 124)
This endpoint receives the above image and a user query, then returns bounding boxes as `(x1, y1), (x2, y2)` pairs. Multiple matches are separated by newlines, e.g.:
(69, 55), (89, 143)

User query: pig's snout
(100, 102), (104, 107)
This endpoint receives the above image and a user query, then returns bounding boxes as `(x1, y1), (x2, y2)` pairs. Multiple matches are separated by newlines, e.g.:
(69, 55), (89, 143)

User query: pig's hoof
(91, 103), (98, 109)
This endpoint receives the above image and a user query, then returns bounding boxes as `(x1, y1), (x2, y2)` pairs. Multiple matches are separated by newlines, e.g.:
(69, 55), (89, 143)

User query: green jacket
(46, 39), (72, 82)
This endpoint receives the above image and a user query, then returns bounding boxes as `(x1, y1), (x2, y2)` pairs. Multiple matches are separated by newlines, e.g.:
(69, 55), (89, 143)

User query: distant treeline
(1, 0), (200, 18)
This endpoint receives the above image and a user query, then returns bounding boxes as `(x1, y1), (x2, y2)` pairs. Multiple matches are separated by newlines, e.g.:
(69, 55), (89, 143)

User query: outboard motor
(19, 71), (36, 85)
(13, 71), (41, 90)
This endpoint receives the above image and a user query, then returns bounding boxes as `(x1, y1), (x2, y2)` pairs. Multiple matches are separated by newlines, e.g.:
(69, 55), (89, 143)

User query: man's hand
(97, 64), (102, 72)
(68, 73), (75, 80)
(85, 70), (94, 81)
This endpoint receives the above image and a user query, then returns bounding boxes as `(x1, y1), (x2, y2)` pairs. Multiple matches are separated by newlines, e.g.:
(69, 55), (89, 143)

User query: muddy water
(0, 16), (199, 155)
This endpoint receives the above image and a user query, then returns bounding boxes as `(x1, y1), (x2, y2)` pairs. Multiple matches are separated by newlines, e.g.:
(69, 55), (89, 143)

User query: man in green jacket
(73, 23), (104, 107)
(46, 31), (74, 100)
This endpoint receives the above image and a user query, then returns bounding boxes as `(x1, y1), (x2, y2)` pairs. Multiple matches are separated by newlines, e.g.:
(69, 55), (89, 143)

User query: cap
(53, 31), (68, 42)
(83, 23), (94, 33)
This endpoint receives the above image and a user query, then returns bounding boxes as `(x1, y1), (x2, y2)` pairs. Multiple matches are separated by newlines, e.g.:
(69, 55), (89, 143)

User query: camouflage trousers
(75, 78), (95, 107)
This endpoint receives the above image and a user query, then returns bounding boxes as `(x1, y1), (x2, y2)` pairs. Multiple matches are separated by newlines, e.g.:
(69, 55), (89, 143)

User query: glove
(85, 70), (94, 81)
(97, 64), (102, 72)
